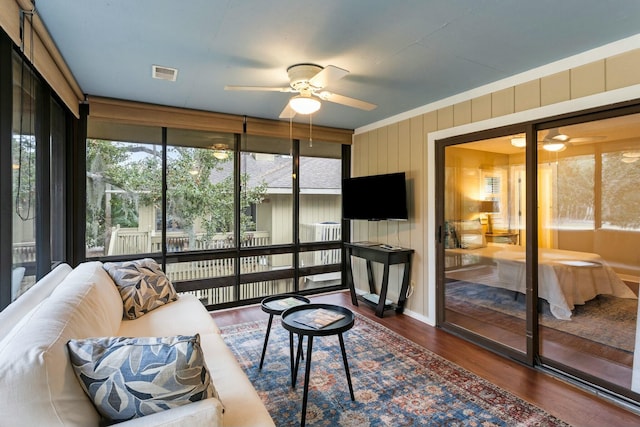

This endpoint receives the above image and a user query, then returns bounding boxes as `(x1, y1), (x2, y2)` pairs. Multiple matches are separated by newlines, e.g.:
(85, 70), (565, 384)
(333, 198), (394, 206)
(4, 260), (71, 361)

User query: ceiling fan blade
(567, 136), (607, 143)
(309, 65), (349, 89)
(319, 91), (377, 111)
(224, 85), (293, 92)
(279, 102), (296, 119)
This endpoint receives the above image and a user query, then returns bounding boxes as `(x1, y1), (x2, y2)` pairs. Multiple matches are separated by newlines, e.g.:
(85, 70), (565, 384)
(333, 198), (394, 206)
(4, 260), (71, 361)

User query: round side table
(259, 294), (310, 373)
(281, 303), (355, 427)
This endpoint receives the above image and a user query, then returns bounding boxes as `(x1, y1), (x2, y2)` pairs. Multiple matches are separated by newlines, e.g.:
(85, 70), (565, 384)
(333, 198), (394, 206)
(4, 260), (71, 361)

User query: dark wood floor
(211, 290), (640, 427)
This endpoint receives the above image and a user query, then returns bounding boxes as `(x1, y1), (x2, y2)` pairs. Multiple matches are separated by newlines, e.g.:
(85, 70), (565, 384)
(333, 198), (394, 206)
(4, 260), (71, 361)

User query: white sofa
(0, 261), (275, 427)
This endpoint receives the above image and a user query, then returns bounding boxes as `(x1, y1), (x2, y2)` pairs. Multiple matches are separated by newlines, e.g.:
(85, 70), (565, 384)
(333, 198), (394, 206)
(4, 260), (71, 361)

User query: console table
(344, 242), (414, 317)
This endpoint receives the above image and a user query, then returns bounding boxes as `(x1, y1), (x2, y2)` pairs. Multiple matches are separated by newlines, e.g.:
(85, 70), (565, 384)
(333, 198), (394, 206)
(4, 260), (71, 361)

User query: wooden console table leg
(366, 259), (376, 295)
(396, 257), (413, 313)
(376, 263), (391, 318)
(345, 249), (358, 306)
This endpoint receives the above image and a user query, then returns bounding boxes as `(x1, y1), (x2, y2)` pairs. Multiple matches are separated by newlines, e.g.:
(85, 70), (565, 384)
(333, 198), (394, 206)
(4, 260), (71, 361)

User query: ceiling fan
(511, 128), (606, 151)
(224, 63), (377, 119)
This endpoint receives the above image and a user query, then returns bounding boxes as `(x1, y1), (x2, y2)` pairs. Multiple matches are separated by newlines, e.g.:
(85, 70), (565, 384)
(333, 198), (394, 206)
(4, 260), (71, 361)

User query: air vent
(152, 65), (178, 81)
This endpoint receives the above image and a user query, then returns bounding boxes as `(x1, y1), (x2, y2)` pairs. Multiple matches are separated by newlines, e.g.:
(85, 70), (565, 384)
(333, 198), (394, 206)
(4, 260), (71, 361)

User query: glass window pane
(85, 121), (162, 257)
(166, 129), (235, 252)
(240, 278), (294, 300)
(537, 117), (640, 395)
(443, 133), (527, 353)
(241, 135), (292, 246)
(165, 258), (235, 282)
(50, 99), (66, 263)
(12, 53), (39, 299)
(299, 140), (342, 243)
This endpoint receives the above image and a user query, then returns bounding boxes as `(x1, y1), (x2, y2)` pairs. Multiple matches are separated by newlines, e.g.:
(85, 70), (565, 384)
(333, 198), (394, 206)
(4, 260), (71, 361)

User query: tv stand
(344, 242), (414, 318)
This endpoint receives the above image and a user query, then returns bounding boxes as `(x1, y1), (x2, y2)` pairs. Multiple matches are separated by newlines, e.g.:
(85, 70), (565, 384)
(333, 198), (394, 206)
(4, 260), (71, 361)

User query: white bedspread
(447, 244), (637, 320)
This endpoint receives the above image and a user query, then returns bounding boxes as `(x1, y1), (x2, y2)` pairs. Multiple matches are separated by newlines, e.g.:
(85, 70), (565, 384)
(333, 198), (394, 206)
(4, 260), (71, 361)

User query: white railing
(108, 227), (270, 256)
(300, 222), (341, 283)
(184, 279), (292, 306)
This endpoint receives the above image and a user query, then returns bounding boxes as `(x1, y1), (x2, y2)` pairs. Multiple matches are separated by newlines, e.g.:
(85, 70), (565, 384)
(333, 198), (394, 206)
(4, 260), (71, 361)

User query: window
(11, 52), (39, 299)
(84, 116), (346, 308)
(85, 121), (162, 257)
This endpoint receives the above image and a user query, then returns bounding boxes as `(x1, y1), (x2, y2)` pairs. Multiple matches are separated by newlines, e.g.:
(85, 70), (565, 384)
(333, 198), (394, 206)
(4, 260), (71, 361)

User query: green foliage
(86, 139), (267, 250)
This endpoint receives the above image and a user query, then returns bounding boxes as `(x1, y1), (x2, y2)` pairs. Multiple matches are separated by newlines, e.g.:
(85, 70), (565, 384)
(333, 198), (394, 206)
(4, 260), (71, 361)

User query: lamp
(289, 94), (321, 115)
(480, 200), (499, 234)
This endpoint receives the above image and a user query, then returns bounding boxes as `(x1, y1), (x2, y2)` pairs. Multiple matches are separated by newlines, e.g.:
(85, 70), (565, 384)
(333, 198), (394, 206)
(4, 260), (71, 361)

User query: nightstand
(485, 232), (519, 245)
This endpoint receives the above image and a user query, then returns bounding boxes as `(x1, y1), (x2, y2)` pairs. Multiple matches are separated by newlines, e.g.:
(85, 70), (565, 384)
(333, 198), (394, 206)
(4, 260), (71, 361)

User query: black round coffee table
(259, 294), (311, 373)
(281, 303), (355, 427)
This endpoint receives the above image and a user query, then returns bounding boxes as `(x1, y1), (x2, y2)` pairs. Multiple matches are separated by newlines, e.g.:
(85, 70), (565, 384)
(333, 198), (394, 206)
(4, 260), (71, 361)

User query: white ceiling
(35, 1), (640, 130)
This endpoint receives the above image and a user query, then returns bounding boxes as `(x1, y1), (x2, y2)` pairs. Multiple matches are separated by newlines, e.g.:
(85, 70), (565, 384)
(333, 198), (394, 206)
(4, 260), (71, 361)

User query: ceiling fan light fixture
(213, 151), (228, 160)
(545, 128), (570, 142)
(622, 157), (639, 163)
(622, 151), (640, 158)
(542, 141), (566, 152)
(510, 137), (526, 148)
(289, 95), (321, 115)
(211, 143), (230, 160)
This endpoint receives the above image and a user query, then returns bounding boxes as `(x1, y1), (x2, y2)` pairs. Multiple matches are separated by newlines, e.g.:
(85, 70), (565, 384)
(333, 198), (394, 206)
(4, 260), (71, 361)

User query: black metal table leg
(301, 335), (314, 427)
(289, 331), (295, 386)
(338, 333), (355, 400)
(259, 313), (274, 370)
(292, 332), (304, 388)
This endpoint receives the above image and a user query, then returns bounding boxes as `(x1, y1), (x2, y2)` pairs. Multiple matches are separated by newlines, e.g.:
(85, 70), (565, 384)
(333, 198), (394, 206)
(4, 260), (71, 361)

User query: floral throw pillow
(67, 334), (219, 423)
(103, 258), (178, 320)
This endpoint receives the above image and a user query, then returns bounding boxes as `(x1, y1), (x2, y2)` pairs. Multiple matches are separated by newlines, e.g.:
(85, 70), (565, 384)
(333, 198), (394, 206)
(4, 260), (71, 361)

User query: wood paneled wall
(351, 46), (640, 323)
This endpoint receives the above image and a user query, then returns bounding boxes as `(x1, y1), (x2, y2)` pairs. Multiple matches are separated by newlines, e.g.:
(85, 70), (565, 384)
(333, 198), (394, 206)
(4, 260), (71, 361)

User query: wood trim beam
(88, 96), (244, 134)
(88, 96), (353, 143)
(246, 116), (352, 144)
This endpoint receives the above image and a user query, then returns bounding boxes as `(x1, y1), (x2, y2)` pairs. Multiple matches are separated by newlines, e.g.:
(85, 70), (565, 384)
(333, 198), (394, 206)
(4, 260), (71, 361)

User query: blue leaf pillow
(67, 334), (219, 424)
(103, 258), (178, 319)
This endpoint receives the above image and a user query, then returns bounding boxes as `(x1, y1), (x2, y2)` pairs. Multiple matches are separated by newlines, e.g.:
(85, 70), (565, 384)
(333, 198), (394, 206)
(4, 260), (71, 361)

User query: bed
(445, 243), (637, 320)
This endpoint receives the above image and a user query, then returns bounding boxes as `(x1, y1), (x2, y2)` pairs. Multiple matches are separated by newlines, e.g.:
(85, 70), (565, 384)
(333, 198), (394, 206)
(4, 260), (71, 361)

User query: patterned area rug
(221, 314), (569, 427)
(446, 279), (637, 353)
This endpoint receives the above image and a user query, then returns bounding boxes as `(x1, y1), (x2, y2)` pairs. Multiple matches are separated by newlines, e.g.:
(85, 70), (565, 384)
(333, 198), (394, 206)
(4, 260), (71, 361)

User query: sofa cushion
(0, 261), (124, 426)
(67, 334), (218, 424)
(117, 398), (224, 427)
(201, 333), (276, 427)
(118, 293), (221, 338)
(104, 258), (178, 319)
(0, 263), (72, 341)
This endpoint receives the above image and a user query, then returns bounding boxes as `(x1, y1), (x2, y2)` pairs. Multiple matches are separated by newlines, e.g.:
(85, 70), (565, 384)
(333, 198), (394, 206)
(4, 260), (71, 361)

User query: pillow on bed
(450, 219), (486, 249)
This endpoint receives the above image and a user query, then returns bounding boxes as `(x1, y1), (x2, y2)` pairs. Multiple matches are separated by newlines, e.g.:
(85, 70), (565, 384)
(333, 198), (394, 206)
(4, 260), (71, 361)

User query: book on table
(294, 308), (345, 329)
(269, 296), (307, 310)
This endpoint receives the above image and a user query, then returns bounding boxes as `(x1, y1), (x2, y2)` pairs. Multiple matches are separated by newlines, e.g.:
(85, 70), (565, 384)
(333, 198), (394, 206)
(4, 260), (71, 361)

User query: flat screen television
(342, 172), (408, 221)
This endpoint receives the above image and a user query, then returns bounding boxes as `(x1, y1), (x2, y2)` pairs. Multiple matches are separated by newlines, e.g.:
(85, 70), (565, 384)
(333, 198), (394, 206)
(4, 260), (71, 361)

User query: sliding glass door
(437, 107), (640, 403)
(439, 132), (529, 359)
(537, 115), (640, 399)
